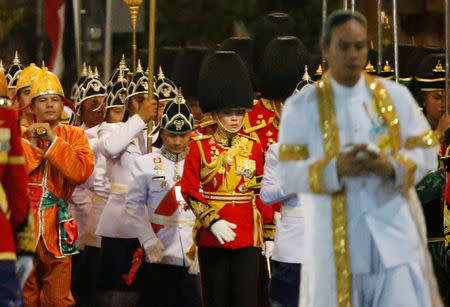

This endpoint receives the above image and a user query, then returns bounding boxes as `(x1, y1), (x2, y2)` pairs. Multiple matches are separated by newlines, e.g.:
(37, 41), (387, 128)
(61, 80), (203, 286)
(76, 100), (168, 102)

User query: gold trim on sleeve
(393, 153), (417, 194)
(188, 197), (220, 229)
(405, 130), (439, 150)
(278, 144), (309, 161)
(308, 158), (331, 194)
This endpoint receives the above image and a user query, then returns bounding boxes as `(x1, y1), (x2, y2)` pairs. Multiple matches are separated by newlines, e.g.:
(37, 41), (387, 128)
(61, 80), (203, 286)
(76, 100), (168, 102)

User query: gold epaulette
(238, 133), (258, 143)
(199, 119), (215, 128)
(244, 120), (267, 134)
(192, 134), (212, 141)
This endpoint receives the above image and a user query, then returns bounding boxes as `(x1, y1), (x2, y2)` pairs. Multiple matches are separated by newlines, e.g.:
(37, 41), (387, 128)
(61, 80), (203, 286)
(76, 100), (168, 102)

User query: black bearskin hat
(154, 46), (182, 79)
(219, 37), (255, 87)
(259, 36), (308, 100)
(253, 12), (295, 76)
(172, 46), (209, 100)
(198, 51), (253, 113)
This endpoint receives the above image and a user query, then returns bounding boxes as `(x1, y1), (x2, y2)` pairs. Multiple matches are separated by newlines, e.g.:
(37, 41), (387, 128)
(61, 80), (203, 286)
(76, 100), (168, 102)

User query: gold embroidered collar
(161, 147), (186, 162)
(213, 129), (237, 147)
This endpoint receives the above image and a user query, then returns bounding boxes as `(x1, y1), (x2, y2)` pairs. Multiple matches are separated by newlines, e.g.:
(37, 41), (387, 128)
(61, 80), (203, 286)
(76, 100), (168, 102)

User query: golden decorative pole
(123, 0), (143, 72)
(147, 0), (157, 153)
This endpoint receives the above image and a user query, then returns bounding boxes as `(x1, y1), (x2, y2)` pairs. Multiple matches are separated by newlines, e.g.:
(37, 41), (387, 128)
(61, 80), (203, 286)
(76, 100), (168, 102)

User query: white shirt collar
(330, 73), (365, 96)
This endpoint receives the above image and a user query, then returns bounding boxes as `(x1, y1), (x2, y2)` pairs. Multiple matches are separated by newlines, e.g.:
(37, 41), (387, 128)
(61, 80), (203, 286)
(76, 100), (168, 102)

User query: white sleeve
(98, 114), (146, 159)
(278, 90), (342, 195)
(125, 158), (156, 245)
(387, 84), (439, 189)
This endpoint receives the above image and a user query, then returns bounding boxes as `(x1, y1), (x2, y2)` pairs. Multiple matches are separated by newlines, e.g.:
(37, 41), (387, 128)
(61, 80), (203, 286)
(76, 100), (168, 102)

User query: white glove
(143, 238), (165, 263)
(261, 241), (275, 258)
(15, 255), (34, 288)
(210, 220), (237, 245)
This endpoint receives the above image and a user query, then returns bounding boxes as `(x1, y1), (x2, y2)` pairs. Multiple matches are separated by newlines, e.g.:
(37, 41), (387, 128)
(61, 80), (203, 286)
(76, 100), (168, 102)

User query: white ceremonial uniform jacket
(126, 147), (195, 266)
(278, 73), (439, 307)
(260, 143), (304, 264)
(69, 123), (110, 249)
(96, 114), (147, 238)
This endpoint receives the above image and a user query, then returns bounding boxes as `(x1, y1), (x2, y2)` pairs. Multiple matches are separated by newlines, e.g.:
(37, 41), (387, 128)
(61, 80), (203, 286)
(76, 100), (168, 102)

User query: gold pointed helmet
(0, 69), (7, 98)
(30, 68), (65, 100)
(16, 63), (43, 92)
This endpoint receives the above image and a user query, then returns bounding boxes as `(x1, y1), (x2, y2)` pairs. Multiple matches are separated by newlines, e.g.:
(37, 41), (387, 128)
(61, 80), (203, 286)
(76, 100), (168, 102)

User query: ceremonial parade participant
(244, 35), (308, 153)
(68, 70), (107, 306)
(126, 96), (201, 307)
(278, 10), (442, 307)
(0, 70), (28, 307)
(21, 68), (94, 307)
(415, 54), (450, 143)
(259, 76), (312, 307)
(414, 54), (450, 306)
(95, 63), (157, 304)
(179, 51), (274, 307)
(15, 63), (42, 127)
(105, 70), (127, 123)
(260, 142), (304, 307)
(5, 51), (24, 100)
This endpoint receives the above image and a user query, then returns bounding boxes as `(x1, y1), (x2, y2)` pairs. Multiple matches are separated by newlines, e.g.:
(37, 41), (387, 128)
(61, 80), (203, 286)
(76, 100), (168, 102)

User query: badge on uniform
(153, 157), (164, 176)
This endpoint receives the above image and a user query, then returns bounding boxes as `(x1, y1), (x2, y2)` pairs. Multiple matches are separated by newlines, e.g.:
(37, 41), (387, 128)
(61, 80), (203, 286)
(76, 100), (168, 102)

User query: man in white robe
(278, 9), (443, 307)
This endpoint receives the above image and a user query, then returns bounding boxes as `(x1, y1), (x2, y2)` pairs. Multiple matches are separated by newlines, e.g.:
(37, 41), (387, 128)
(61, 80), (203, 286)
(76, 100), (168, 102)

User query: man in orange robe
(21, 68), (94, 307)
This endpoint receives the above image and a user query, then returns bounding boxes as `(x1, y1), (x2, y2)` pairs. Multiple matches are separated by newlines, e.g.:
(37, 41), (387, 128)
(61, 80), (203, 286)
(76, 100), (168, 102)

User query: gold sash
(315, 72), (402, 307)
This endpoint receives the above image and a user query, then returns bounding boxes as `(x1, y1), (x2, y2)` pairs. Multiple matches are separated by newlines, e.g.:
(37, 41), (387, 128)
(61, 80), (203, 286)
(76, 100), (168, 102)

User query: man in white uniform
(126, 96), (201, 307)
(68, 71), (107, 305)
(95, 64), (157, 304)
(278, 10), (443, 307)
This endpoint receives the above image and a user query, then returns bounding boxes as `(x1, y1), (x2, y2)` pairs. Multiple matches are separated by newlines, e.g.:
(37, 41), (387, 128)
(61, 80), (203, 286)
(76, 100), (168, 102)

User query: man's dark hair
(321, 9), (367, 46)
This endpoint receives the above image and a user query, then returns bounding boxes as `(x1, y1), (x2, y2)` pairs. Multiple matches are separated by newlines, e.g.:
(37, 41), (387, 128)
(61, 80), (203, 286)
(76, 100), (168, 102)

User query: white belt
(150, 213), (196, 227)
(281, 205), (304, 218)
(110, 183), (128, 194)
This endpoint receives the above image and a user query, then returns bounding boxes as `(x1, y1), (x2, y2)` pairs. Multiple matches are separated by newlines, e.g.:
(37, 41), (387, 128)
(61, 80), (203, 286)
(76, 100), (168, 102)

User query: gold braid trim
(317, 73), (352, 307)
(263, 223), (276, 241)
(188, 196), (220, 229)
(393, 153), (417, 194)
(405, 130), (439, 150)
(364, 73), (401, 153)
(278, 144), (309, 161)
(309, 158), (332, 194)
(332, 191), (352, 306)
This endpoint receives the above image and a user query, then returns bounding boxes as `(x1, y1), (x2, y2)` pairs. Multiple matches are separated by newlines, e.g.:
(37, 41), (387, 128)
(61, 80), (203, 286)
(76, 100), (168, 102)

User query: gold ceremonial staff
(123, 0), (156, 153)
(123, 0), (143, 72)
(147, 0), (157, 153)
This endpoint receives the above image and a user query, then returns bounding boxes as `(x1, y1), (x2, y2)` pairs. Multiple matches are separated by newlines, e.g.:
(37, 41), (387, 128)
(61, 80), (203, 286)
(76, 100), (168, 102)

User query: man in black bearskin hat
(178, 51), (275, 307)
(126, 94), (201, 307)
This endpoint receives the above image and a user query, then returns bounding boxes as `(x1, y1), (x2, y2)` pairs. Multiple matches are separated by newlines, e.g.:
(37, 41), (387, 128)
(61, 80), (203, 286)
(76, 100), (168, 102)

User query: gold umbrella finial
(158, 66), (165, 80)
(123, 0), (143, 72)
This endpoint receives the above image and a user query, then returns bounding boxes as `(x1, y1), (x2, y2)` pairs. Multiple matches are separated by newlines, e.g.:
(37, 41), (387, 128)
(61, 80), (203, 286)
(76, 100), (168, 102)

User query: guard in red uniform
(0, 70), (28, 307)
(180, 51), (274, 307)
